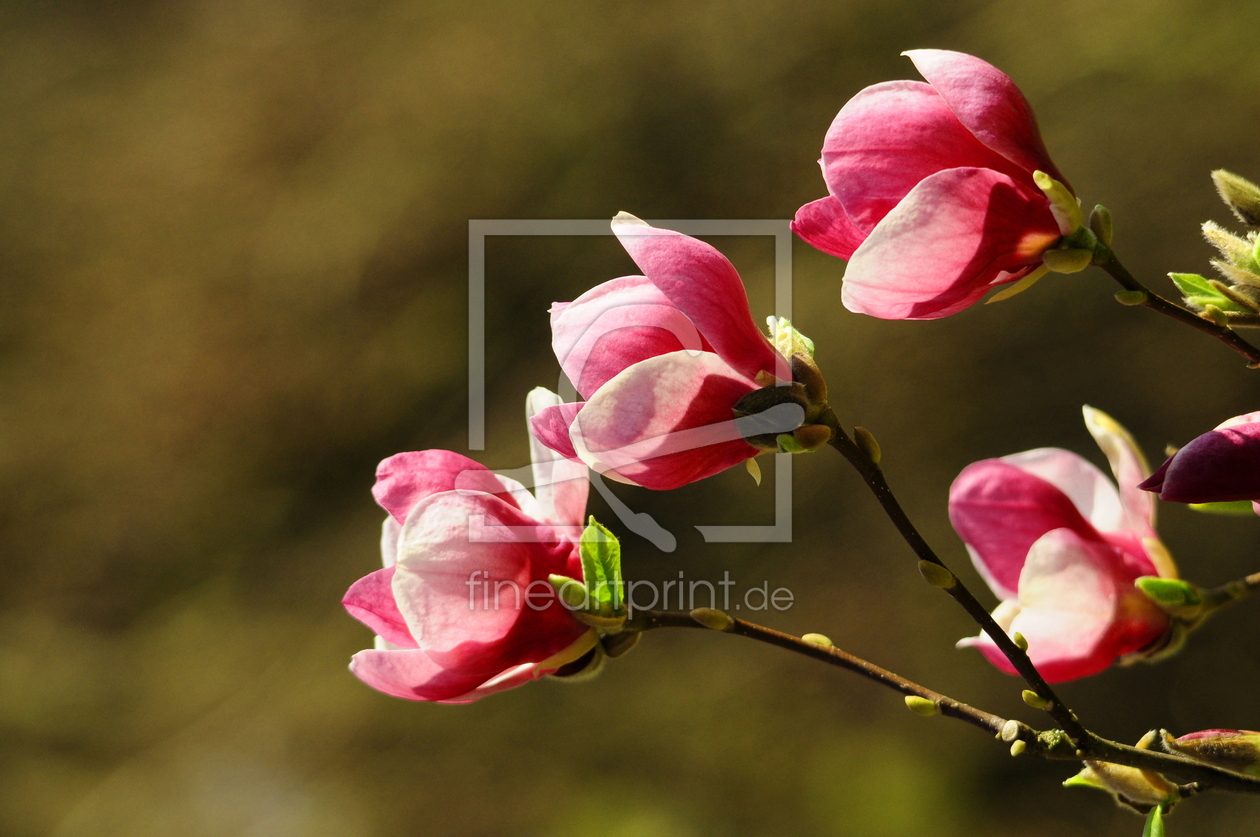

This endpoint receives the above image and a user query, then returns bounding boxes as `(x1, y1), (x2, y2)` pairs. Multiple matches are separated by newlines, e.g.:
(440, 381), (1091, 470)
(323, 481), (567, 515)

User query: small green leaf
(1135, 577), (1202, 608)
(580, 517), (622, 616)
(1170, 272), (1252, 313)
(1142, 805), (1165, 837)
(1189, 500), (1257, 515)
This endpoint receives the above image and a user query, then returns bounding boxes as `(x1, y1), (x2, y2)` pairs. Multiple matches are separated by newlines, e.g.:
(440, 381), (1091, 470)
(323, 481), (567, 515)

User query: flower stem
(1200, 570), (1260, 611)
(635, 609), (1260, 795)
(817, 407), (1090, 745)
(1093, 246), (1260, 367)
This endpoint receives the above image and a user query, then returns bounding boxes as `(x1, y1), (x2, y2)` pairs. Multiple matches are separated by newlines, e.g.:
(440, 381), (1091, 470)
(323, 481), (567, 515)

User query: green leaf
(580, 517), (622, 617)
(1142, 805), (1165, 837)
(1170, 272), (1252, 313)
(1189, 500), (1257, 516)
(1135, 577), (1202, 608)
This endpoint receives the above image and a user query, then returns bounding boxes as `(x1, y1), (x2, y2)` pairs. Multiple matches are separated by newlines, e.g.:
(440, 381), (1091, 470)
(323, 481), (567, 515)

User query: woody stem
(1094, 246), (1260, 367)
(817, 407), (1090, 745)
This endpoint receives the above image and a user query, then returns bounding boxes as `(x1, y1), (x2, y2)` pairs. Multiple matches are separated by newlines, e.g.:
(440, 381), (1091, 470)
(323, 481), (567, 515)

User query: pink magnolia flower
(1139, 411), (1260, 514)
(342, 389), (596, 702)
(530, 213), (805, 490)
(793, 49), (1070, 320)
(949, 407), (1176, 682)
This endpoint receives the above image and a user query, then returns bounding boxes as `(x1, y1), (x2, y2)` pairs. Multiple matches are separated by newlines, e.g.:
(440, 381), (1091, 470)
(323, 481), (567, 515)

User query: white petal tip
(611, 211), (648, 228)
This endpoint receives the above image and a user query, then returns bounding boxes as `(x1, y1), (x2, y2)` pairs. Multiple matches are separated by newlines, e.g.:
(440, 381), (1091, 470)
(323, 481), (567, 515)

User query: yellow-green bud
(904, 696), (940, 716)
(1212, 169), (1260, 227)
(917, 560), (956, 589)
(690, 607), (734, 632)
(1115, 290), (1147, 306)
(1022, 689), (1052, 710)
(1089, 205), (1114, 246)
(1013, 632), (1029, 651)
(853, 426), (881, 465)
(800, 633), (833, 648)
(1010, 740), (1027, 757)
(1042, 247), (1095, 274)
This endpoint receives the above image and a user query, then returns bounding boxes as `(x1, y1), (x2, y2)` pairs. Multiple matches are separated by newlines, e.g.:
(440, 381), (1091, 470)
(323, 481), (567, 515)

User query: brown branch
(818, 409), (1090, 744)
(1094, 246), (1260, 367)
(632, 609), (1260, 796)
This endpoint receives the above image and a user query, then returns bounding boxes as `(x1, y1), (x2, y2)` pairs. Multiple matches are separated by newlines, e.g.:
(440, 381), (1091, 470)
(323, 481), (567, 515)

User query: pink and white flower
(793, 49), (1069, 320)
(531, 213), (802, 490)
(343, 389), (595, 702)
(949, 407), (1175, 682)
(1140, 411), (1260, 515)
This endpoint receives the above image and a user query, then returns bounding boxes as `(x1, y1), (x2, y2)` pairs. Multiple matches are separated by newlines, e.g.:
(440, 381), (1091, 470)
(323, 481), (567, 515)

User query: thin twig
(1201, 570), (1260, 610)
(1094, 247), (1260, 367)
(818, 408), (1090, 744)
(633, 609), (1260, 796)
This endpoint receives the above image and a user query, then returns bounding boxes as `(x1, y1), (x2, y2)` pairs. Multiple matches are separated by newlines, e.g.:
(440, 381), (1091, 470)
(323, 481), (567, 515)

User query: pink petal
(791, 196), (867, 260)
(949, 459), (1100, 601)
(820, 80), (1029, 233)
(526, 388), (589, 528)
(568, 350), (761, 490)
(840, 167), (1061, 320)
(373, 450), (521, 525)
(1016, 530), (1165, 681)
(905, 50), (1068, 187)
(349, 648), (501, 702)
(550, 275), (711, 398)
(342, 567), (419, 649)
(380, 515), (401, 569)
(392, 492), (587, 677)
(611, 214), (785, 381)
(1000, 447), (1125, 534)
(435, 663), (541, 704)
(529, 401), (584, 460)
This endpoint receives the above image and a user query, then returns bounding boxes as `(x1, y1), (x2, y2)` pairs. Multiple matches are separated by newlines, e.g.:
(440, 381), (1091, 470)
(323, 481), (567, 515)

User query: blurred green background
(3, 0), (1260, 834)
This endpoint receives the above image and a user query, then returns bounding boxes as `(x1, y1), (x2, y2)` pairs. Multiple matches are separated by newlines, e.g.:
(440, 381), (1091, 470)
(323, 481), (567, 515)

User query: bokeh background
(4, 0), (1260, 834)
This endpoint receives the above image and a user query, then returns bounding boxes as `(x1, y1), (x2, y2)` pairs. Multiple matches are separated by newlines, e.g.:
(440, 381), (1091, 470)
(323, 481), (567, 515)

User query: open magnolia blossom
(949, 407), (1176, 682)
(530, 212), (814, 490)
(342, 389), (596, 702)
(1140, 411), (1260, 515)
(793, 49), (1071, 320)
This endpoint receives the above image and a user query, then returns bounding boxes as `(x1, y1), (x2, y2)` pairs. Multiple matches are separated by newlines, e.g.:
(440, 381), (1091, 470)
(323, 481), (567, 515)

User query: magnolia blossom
(530, 213), (803, 490)
(949, 407), (1175, 682)
(343, 389), (594, 702)
(1140, 411), (1260, 515)
(793, 49), (1069, 320)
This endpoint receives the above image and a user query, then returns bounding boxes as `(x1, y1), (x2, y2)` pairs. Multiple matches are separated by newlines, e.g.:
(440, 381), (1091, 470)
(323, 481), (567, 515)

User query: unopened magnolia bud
(917, 560), (956, 589)
(1012, 632), (1029, 651)
(601, 630), (641, 659)
(853, 426), (881, 464)
(1022, 689), (1052, 710)
(1000, 720), (1022, 743)
(1010, 740), (1027, 757)
(1164, 729), (1260, 777)
(690, 608), (734, 632)
(1089, 205), (1114, 246)
(1202, 220), (1256, 267)
(1212, 169), (1260, 227)
(1064, 761), (1177, 809)
(801, 633), (833, 647)
(904, 696), (939, 716)
(1115, 290), (1147, 306)
(549, 574), (588, 608)
(1042, 247), (1094, 274)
